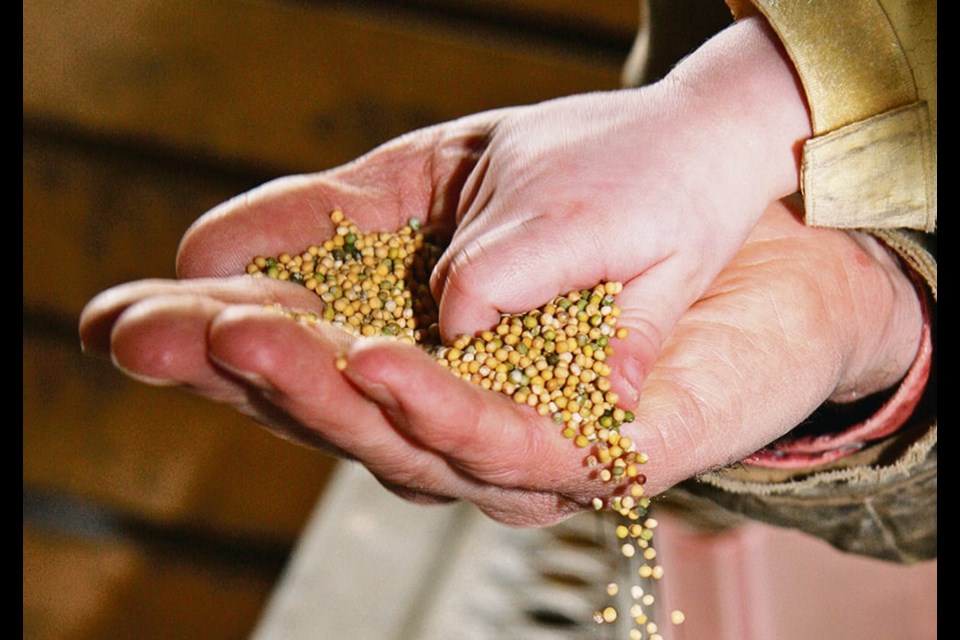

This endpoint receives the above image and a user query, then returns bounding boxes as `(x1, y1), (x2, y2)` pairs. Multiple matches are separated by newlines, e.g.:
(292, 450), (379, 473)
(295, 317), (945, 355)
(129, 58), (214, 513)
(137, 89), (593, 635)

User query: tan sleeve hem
(695, 422), (936, 496)
(803, 103), (936, 232)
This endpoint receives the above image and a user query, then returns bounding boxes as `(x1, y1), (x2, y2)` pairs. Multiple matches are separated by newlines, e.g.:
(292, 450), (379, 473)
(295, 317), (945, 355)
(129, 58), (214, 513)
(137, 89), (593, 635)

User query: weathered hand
(79, 14), (918, 526)
(80, 200), (922, 526)
(332, 201), (921, 523)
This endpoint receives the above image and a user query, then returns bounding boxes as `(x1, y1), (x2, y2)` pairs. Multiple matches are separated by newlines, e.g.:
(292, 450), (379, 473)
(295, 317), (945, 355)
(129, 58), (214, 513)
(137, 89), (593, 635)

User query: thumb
(601, 257), (718, 411)
(619, 289), (840, 498)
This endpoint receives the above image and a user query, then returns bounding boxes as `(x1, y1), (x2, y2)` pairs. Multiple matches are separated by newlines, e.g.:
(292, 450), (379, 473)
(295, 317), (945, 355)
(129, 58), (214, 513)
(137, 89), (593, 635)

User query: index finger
(340, 338), (593, 495)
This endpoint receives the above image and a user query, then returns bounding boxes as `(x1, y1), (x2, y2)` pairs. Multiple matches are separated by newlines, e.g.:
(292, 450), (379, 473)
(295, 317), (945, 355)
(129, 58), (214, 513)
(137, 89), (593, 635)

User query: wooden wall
(24, 1), (650, 637)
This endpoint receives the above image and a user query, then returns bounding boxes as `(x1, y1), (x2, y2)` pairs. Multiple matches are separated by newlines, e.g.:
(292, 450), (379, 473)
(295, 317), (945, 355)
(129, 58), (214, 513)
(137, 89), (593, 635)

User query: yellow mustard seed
(244, 209), (674, 636)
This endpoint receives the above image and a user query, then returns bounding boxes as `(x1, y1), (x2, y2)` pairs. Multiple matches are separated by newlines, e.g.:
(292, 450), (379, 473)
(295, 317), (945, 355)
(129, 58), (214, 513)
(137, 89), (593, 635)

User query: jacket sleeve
(670, 0), (937, 563)
(726, 0), (936, 232)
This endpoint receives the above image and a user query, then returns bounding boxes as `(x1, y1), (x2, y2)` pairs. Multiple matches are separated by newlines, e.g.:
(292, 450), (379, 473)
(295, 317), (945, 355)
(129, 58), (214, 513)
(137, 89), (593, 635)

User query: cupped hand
(78, 14), (912, 526)
(80, 199), (922, 526)
(430, 15), (813, 398)
(334, 200), (922, 524)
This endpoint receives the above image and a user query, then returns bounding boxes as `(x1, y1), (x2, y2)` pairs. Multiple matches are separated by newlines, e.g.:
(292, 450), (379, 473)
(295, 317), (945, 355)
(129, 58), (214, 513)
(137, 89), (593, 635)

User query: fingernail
(341, 364), (400, 411)
(613, 361), (642, 408)
(110, 356), (178, 387)
(208, 354), (276, 391)
(339, 341), (402, 410)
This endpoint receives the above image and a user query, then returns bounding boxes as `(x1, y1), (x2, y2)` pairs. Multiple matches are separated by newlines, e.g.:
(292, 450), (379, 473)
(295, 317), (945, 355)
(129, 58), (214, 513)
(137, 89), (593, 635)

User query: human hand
(430, 15), (813, 405)
(79, 199), (922, 526)
(334, 200), (921, 521)
(78, 13), (911, 525)
(137, 15), (808, 412)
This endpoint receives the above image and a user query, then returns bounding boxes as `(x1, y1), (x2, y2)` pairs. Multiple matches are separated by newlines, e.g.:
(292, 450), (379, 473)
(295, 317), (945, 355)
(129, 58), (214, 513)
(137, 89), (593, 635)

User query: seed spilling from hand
(246, 210), (671, 638)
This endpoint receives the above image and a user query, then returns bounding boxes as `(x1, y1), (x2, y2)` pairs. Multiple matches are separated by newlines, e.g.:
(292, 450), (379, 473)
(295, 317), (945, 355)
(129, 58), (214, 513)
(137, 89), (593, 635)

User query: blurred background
(22, 2), (935, 639)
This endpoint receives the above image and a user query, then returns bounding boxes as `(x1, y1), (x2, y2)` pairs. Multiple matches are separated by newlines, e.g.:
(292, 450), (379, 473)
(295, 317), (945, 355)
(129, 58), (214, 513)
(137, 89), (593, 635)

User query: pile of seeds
(246, 210), (683, 639)
(245, 209), (442, 345)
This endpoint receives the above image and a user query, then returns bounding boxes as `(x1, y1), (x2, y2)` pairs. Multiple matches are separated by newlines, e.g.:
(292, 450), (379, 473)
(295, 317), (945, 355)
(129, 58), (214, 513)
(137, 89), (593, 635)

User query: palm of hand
(80, 98), (918, 526)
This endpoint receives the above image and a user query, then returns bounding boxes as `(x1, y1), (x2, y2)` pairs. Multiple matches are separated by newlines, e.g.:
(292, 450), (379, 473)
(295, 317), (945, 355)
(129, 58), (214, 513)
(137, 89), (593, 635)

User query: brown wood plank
(394, 0), (640, 41)
(24, 525), (275, 640)
(456, 0), (638, 35)
(24, 330), (336, 539)
(23, 0), (623, 176)
(22, 135), (255, 319)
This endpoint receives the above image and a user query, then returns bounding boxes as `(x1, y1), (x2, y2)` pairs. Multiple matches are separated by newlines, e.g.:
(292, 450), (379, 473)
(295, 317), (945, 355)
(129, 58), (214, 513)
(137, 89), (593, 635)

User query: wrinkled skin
(79, 17), (922, 526)
(80, 200), (921, 527)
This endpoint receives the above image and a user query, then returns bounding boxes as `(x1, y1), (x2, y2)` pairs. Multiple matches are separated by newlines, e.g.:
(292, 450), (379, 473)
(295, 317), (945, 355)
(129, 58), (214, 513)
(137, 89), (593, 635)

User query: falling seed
(244, 210), (676, 638)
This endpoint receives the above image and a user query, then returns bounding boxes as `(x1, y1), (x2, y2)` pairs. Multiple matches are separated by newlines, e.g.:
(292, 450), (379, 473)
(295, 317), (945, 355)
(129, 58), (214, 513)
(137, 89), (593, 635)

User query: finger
(432, 252), (698, 415)
(177, 173), (396, 280)
(472, 487), (586, 527)
(383, 475), (586, 527)
(340, 338), (594, 495)
(210, 310), (597, 524)
(206, 307), (492, 500)
(432, 209), (611, 342)
(109, 294), (244, 402)
(430, 202), (712, 351)
(375, 480), (459, 505)
(602, 257), (709, 409)
(79, 276), (322, 357)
